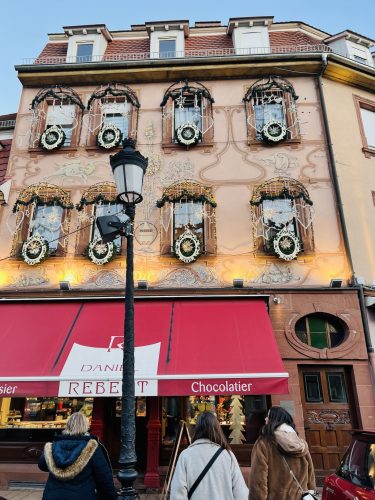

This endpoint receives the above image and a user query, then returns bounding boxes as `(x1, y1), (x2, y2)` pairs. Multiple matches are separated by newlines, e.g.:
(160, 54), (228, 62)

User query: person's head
(192, 411), (230, 451)
(62, 412), (90, 436)
(261, 406), (296, 437)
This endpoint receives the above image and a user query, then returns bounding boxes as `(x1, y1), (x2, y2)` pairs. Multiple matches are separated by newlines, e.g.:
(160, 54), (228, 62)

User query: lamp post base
(117, 466), (138, 500)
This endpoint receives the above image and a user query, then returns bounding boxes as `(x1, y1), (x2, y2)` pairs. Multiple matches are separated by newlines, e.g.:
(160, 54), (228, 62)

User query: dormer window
(227, 17), (272, 55)
(159, 39), (177, 58)
(161, 80), (214, 148)
(76, 43), (93, 62)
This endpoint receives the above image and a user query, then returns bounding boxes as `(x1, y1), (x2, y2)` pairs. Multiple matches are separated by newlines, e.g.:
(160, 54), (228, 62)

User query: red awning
(0, 299), (288, 397)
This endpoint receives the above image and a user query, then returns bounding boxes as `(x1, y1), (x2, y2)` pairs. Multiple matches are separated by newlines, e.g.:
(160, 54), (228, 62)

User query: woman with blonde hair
(38, 412), (117, 499)
(171, 411), (248, 499)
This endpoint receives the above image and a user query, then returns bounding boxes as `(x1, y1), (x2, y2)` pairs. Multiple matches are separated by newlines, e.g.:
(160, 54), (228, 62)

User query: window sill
(85, 145), (122, 152)
(247, 138), (301, 147)
(162, 142), (214, 153)
(362, 146), (375, 158)
(28, 146), (78, 154)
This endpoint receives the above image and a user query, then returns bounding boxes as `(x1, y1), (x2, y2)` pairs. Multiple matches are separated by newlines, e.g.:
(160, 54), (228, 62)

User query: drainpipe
(317, 54), (374, 354)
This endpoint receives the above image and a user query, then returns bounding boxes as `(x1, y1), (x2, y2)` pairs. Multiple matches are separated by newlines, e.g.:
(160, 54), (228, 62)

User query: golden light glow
(0, 271), (8, 286)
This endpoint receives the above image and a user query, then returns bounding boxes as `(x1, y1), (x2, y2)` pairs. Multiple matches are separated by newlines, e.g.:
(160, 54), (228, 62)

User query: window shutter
(30, 100), (48, 148)
(204, 204), (216, 254)
(253, 204), (264, 252)
(128, 104), (138, 140)
(162, 97), (174, 145)
(202, 97), (214, 144)
(284, 92), (299, 140)
(88, 99), (102, 147)
(160, 204), (173, 255)
(245, 100), (256, 143)
(55, 209), (69, 257)
(295, 200), (314, 252)
(11, 207), (31, 256)
(69, 105), (81, 148)
(76, 207), (94, 256)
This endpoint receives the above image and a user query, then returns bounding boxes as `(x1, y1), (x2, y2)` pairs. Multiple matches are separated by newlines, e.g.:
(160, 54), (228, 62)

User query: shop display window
(161, 395), (269, 446)
(115, 397), (147, 418)
(0, 397), (93, 429)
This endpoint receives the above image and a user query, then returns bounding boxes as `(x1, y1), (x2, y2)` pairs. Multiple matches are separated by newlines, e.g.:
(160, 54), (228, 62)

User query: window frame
(353, 94), (375, 158)
(295, 314), (346, 350)
(159, 38), (177, 58)
(76, 42), (94, 62)
(244, 77), (300, 146)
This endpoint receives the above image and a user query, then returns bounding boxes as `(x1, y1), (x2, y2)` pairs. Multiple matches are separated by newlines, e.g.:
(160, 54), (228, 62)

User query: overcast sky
(1, 0), (374, 116)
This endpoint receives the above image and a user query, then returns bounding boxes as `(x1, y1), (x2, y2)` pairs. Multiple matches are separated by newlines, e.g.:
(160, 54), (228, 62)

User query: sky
(1, 0), (374, 116)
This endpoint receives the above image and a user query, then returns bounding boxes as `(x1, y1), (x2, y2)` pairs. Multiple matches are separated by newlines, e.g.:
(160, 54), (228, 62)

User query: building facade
(0, 17), (374, 489)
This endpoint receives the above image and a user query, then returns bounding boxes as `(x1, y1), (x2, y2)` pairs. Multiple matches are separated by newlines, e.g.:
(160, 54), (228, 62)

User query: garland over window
(157, 180), (216, 208)
(13, 183), (74, 213)
(160, 80), (214, 107)
(250, 178), (313, 206)
(244, 76), (298, 102)
(31, 85), (85, 111)
(87, 82), (140, 110)
(76, 182), (118, 211)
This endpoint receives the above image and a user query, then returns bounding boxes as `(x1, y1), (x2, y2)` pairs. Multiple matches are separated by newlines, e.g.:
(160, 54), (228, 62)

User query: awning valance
(0, 299), (289, 397)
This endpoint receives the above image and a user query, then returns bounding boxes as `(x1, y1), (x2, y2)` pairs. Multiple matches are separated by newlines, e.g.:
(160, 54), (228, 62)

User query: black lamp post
(109, 138), (148, 499)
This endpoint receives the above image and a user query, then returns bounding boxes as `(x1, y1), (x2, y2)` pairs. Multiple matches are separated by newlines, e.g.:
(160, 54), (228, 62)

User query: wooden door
(299, 366), (357, 472)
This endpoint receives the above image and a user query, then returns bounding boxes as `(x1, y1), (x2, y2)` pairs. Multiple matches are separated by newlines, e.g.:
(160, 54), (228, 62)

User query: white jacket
(170, 439), (249, 500)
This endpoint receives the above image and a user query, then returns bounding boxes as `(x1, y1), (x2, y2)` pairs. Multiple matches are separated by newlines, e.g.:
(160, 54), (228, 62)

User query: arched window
(295, 314), (347, 349)
(244, 76), (299, 144)
(160, 81), (214, 148)
(29, 86), (84, 150)
(157, 181), (216, 263)
(76, 182), (128, 257)
(250, 177), (314, 260)
(86, 83), (140, 149)
(12, 183), (73, 259)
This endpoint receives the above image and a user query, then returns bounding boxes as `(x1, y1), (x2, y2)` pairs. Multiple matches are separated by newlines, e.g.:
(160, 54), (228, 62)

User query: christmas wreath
(87, 238), (116, 265)
(40, 125), (66, 150)
(261, 120), (287, 143)
(272, 229), (301, 261)
(21, 235), (50, 265)
(175, 123), (201, 146)
(97, 123), (122, 150)
(174, 229), (201, 263)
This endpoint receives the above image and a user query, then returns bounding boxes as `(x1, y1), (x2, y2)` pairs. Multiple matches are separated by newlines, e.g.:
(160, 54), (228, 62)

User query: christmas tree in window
(229, 395), (246, 444)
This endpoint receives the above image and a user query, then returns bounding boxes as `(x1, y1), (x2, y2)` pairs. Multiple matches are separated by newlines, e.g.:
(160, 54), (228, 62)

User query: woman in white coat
(171, 411), (249, 500)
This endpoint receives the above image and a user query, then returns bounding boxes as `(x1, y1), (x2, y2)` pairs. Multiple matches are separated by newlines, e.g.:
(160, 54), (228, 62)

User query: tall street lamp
(98, 138), (148, 499)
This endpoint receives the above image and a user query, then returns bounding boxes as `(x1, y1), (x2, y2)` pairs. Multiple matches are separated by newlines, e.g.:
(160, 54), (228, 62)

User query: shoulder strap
(282, 456), (304, 493)
(187, 447), (224, 499)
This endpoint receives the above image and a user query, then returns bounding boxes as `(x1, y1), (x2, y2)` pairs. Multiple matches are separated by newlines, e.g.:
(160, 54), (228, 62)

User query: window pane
(327, 373), (347, 403)
(32, 205), (63, 252)
(360, 108), (375, 148)
(46, 105), (75, 146)
(328, 322), (344, 348)
(102, 101), (131, 137)
(93, 203), (126, 253)
(304, 373), (323, 402)
(159, 39), (176, 58)
(76, 43), (93, 62)
(262, 199), (295, 228)
(295, 318), (308, 344)
(339, 439), (375, 488)
(308, 317), (328, 349)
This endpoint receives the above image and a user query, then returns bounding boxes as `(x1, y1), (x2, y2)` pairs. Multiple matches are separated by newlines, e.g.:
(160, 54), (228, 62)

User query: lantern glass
(113, 162), (145, 204)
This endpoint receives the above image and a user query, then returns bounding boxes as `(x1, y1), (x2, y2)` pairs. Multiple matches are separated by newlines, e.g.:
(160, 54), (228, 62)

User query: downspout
(317, 54), (374, 354)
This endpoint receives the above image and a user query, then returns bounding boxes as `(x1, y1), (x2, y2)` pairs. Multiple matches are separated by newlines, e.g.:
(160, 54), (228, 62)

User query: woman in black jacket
(38, 412), (117, 500)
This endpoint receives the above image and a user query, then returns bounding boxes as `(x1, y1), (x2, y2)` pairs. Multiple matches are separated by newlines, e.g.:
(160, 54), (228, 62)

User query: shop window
(244, 76), (300, 144)
(159, 39), (177, 58)
(29, 86), (84, 150)
(295, 314), (346, 349)
(250, 177), (314, 260)
(161, 395), (269, 447)
(353, 95), (375, 157)
(11, 183), (73, 261)
(76, 43), (93, 62)
(76, 182), (127, 259)
(157, 181), (216, 262)
(86, 82), (139, 149)
(3, 397), (93, 428)
(160, 80), (214, 148)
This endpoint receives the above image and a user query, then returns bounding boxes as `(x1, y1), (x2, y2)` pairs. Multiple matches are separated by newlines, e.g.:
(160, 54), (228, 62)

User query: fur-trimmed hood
(44, 435), (98, 480)
(274, 423), (307, 457)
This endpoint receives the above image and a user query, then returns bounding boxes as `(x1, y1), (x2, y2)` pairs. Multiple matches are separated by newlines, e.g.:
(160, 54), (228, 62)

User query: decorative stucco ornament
(174, 229), (201, 263)
(22, 235), (49, 265)
(176, 123), (201, 146)
(87, 238), (115, 265)
(273, 229), (301, 261)
(261, 120), (287, 143)
(97, 123), (122, 149)
(40, 125), (66, 150)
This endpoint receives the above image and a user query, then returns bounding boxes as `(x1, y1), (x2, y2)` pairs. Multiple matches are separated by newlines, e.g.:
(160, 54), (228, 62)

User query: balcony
(23, 44), (333, 66)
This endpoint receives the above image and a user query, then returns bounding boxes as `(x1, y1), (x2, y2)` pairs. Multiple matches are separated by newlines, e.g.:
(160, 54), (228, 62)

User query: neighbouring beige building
(0, 17), (374, 490)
